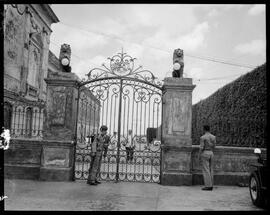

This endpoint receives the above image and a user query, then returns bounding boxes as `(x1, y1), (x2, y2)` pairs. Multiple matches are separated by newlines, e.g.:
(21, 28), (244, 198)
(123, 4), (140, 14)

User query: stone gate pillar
(161, 77), (195, 185)
(40, 71), (80, 181)
(43, 72), (80, 141)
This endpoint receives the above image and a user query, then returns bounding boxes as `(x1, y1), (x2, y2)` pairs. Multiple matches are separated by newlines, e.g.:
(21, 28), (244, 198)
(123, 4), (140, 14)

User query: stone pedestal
(40, 140), (75, 181)
(161, 77), (195, 185)
(41, 71), (80, 181)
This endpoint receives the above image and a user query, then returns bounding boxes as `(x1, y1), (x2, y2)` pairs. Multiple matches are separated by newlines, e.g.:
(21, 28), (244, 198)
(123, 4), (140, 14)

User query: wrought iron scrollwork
(82, 49), (163, 88)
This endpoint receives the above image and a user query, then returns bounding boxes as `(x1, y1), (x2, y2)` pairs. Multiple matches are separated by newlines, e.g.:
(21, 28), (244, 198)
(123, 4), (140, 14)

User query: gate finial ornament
(172, 48), (184, 78)
(59, 44), (72, 73)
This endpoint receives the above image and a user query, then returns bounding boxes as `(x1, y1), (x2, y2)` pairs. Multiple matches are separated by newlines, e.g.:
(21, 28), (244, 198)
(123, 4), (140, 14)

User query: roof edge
(41, 4), (60, 23)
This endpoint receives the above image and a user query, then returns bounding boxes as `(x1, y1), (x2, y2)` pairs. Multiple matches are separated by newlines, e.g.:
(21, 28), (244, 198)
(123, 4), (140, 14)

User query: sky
(49, 4), (266, 104)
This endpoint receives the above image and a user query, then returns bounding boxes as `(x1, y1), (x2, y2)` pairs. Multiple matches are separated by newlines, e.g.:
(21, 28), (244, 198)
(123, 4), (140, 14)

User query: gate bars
(74, 50), (163, 183)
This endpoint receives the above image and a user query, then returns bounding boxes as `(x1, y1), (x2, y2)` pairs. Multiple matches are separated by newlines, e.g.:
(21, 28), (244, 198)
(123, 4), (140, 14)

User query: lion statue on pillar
(172, 48), (184, 78)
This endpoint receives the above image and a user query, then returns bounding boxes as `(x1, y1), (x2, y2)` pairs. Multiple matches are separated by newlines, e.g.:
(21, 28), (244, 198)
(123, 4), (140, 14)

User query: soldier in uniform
(199, 125), (216, 191)
(87, 125), (110, 185)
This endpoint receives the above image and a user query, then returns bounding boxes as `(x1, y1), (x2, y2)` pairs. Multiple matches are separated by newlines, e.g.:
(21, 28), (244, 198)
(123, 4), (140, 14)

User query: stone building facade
(4, 4), (59, 139)
(4, 4), (101, 141)
(4, 4), (101, 181)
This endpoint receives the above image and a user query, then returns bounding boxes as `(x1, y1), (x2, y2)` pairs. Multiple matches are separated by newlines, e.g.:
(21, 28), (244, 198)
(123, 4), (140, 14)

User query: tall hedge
(192, 63), (266, 148)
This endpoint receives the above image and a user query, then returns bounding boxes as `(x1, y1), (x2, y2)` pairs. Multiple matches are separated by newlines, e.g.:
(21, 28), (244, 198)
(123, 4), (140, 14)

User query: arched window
(25, 107), (33, 137)
(4, 102), (12, 129)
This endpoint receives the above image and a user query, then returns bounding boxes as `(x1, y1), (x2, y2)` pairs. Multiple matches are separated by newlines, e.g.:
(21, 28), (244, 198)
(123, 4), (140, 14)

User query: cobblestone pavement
(4, 179), (264, 211)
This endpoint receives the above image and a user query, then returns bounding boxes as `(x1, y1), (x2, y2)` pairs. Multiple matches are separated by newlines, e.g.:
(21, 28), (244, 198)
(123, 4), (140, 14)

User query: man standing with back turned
(199, 125), (216, 191)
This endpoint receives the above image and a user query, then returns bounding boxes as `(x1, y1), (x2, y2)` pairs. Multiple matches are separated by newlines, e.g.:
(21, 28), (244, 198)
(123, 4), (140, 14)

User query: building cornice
(4, 89), (46, 107)
(162, 85), (196, 92)
(29, 4), (59, 33)
(162, 77), (196, 92)
(41, 4), (59, 24)
(44, 78), (81, 88)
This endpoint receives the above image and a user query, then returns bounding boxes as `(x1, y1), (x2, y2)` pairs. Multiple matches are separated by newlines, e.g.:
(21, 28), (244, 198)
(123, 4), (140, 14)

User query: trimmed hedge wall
(192, 63), (266, 148)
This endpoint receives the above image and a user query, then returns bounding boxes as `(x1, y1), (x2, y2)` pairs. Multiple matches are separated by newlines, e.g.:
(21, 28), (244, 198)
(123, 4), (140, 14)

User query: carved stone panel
(51, 91), (67, 125)
(42, 147), (70, 168)
(165, 92), (190, 135)
(164, 150), (191, 172)
(172, 98), (185, 132)
(4, 7), (24, 64)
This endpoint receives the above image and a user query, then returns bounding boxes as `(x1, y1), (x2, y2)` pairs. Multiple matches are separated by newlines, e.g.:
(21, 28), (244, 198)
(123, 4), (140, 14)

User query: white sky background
(49, 4), (266, 104)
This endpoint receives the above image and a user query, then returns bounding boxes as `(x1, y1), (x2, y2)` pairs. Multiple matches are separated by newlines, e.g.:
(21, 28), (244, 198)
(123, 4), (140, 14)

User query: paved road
(4, 179), (264, 211)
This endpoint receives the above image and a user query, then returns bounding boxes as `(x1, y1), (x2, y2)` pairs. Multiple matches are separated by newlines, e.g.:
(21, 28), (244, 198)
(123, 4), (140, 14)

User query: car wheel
(249, 173), (264, 207)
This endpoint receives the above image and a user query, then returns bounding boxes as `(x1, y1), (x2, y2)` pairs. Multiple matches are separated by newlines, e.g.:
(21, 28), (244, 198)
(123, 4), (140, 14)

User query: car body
(249, 148), (268, 208)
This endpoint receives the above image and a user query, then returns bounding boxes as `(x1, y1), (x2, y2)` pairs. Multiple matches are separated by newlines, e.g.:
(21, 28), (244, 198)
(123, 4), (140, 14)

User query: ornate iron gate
(75, 50), (163, 183)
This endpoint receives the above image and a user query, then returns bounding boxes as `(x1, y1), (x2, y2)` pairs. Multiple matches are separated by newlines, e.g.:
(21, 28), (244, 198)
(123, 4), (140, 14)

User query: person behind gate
(199, 125), (216, 191)
(123, 129), (135, 163)
(87, 125), (110, 185)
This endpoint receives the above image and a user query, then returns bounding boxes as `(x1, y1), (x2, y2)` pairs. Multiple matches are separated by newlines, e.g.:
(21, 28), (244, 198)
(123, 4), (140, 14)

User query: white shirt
(125, 134), (133, 147)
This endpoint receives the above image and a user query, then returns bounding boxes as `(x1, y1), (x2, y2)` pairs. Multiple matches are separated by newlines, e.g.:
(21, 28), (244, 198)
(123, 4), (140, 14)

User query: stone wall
(191, 145), (267, 185)
(4, 139), (42, 180)
(4, 138), (75, 181)
(5, 139), (265, 185)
